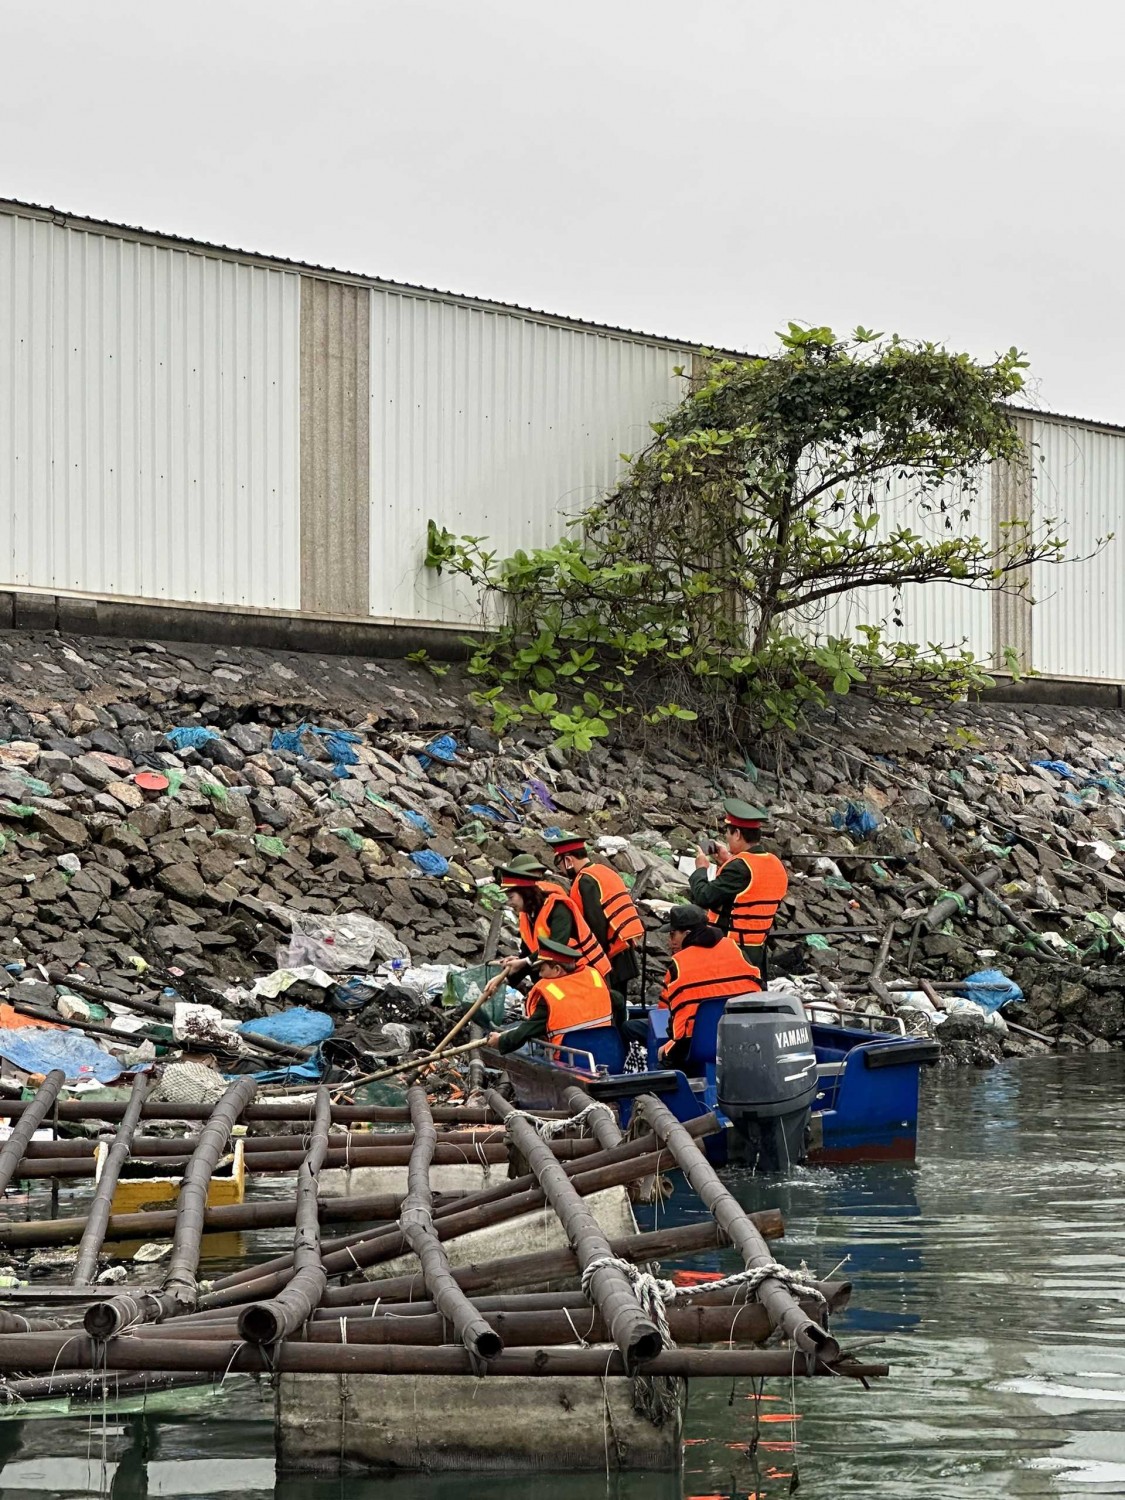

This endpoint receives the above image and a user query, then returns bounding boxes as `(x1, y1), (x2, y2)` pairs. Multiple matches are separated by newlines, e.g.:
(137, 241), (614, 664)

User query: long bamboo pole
(398, 1084), (502, 1360)
(563, 1084), (622, 1152)
(7, 1136), (596, 1179)
(141, 1299), (840, 1348)
(0, 1099), (546, 1126)
(486, 1089), (663, 1367)
(71, 1073), (149, 1286)
(85, 1076), (258, 1338)
(0, 1333), (889, 1380)
(0, 1190), (467, 1251)
(238, 1089), (332, 1346)
(18, 1126), (513, 1158)
(635, 1093), (839, 1361)
(0, 1070), (65, 1197)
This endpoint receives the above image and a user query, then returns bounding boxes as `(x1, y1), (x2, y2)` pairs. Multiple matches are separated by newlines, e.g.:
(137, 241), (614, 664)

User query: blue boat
(493, 989), (939, 1169)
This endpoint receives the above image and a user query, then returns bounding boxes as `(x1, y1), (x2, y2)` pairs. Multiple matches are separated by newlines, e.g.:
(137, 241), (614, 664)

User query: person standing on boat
(487, 939), (616, 1056)
(542, 832), (645, 1000)
(688, 799), (788, 980)
(493, 856), (612, 983)
(657, 904), (761, 1068)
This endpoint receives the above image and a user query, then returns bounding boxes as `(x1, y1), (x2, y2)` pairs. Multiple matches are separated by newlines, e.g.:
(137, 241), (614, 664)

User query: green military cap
(667, 903), (709, 931)
(535, 937), (585, 967)
(494, 854), (550, 887)
(722, 798), (771, 831)
(543, 831), (587, 858)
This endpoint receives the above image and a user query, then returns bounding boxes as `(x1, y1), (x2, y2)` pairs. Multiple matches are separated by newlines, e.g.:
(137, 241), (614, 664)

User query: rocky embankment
(0, 626), (1121, 1066)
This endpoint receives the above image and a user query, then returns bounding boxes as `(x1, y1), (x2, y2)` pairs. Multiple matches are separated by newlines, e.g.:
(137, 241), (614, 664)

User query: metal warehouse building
(1, 198), (1122, 688)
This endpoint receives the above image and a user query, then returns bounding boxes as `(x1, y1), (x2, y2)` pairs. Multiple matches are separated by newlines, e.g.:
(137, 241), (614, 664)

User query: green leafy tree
(425, 325), (1102, 746)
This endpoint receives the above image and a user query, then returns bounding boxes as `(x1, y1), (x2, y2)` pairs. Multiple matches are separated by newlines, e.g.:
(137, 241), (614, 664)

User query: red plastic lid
(134, 771), (170, 792)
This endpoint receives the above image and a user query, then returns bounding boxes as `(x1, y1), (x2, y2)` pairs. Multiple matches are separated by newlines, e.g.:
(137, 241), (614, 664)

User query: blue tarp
(238, 1007), (334, 1048)
(0, 1026), (131, 1084)
(238, 1054), (325, 1085)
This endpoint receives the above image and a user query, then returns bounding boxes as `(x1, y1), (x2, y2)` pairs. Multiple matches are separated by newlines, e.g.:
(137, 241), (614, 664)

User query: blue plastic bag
(401, 808), (435, 837)
(165, 726), (220, 752)
(956, 969), (1023, 1014)
(831, 801), (880, 840)
(410, 850), (449, 876)
(419, 734), (459, 768)
(1031, 758), (1078, 781)
(468, 803), (505, 823)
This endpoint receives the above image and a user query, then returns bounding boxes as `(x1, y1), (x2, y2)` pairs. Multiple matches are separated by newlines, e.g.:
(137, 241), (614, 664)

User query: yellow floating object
(93, 1140), (246, 1259)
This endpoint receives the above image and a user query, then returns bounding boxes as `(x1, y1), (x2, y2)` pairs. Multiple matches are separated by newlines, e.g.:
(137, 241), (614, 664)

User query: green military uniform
(688, 799), (774, 978)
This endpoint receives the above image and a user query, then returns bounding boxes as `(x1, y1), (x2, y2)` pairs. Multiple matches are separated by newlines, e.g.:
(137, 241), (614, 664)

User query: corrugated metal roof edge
(4, 200), (1122, 431)
(1009, 404), (1125, 439)
(0, 195), (749, 357)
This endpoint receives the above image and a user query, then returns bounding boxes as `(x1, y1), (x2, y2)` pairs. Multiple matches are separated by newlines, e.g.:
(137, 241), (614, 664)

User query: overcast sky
(2, 0), (1122, 421)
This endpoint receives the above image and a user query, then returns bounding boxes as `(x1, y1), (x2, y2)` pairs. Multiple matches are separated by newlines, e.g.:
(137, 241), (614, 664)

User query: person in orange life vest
(688, 798), (788, 981)
(657, 903), (761, 1069)
(543, 832), (645, 998)
(492, 855), (612, 987)
(487, 939), (615, 1056)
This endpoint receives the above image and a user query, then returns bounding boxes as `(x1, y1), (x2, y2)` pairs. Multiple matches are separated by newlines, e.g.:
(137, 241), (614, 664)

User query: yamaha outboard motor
(717, 993), (818, 1169)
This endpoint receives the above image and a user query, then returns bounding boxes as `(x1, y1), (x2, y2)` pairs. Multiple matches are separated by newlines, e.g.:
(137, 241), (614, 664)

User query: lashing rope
(508, 1102), (615, 1138)
(579, 1255), (828, 1349)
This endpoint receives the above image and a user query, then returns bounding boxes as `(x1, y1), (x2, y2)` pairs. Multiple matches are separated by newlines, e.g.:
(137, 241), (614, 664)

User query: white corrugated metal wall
(3, 204), (1125, 682)
(0, 213), (301, 608)
(368, 289), (686, 622)
(1031, 416), (1125, 680)
(815, 469), (996, 661)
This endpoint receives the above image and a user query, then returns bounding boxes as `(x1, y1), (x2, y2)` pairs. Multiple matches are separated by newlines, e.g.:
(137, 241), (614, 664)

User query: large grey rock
(156, 862), (207, 903)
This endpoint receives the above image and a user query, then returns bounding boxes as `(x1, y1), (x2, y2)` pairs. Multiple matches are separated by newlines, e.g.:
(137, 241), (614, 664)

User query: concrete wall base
(275, 1371), (684, 1473)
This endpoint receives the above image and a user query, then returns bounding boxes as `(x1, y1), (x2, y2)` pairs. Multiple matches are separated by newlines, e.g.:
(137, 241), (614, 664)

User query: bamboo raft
(0, 1071), (888, 1473)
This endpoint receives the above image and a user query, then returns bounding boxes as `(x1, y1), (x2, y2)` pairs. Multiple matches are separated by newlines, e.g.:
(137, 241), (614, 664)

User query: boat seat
(683, 997), (730, 1071)
(557, 1027), (627, 1074)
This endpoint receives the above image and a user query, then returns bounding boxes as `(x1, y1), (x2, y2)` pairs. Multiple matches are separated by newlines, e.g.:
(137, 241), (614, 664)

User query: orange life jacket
(660, 936), (761, 1042)
(518, 885), (611, 979)
(525, 966), (615, 1047)
(571, 863), (644, 960)
(708, 852), (788, 947)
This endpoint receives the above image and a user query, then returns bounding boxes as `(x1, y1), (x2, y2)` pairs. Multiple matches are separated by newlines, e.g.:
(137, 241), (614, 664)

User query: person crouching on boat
(658, 904), (761, 1069)
(487, 939), (616, 1057)
(492, 855), (612, 987)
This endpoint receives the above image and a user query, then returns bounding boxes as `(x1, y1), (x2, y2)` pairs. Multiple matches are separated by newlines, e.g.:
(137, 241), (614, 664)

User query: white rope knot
(510, 1102), (615, 1139)
(579, 1255), (828, 1350)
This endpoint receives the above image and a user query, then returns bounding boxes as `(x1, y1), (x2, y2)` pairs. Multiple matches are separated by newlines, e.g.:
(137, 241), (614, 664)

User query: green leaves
(418, 321), (1083, 754)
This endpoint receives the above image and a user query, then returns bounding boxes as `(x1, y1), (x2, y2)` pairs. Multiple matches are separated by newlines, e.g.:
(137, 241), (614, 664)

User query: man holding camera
(689, 798), (788, 980)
